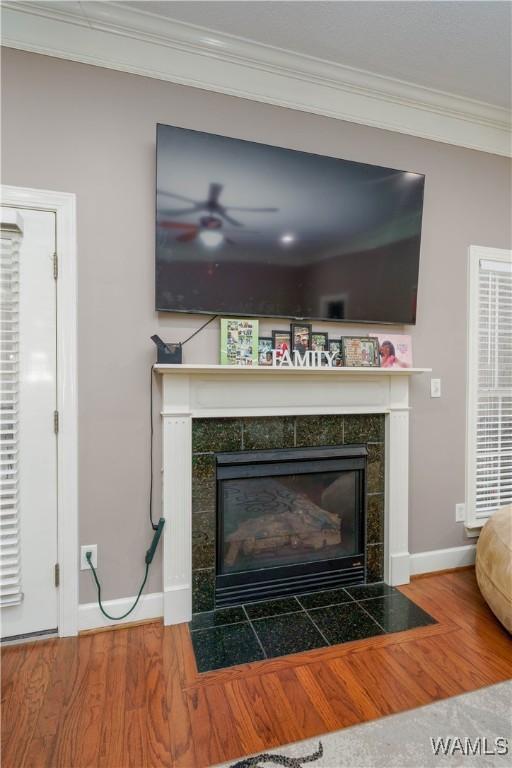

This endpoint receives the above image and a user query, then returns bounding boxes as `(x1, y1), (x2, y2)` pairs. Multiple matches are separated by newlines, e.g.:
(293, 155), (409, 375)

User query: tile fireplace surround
(155, 364), (429, 625)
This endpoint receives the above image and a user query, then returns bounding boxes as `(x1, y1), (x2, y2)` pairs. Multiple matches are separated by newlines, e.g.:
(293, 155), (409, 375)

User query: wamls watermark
(430, 736), (509, 757)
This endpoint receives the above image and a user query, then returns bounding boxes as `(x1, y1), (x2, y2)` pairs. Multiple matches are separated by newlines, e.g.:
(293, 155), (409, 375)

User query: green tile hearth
(191, 622), (265, 672)
(189, 590), (437, 673)
(367, 443), (385, 493)
(242, 417), (295, 450)
(244, 597), (301, 619)
(189, 606), (246, 631)
(367, 494), (384, 544)
(295, 415), (344, 447)
(345, 582), (396, 600)
(344, 414), (384, 444)
(367, 544), (384, 582)
(193, 418), (242, 453)
(308, 602), (385, 645)
(191, 454), (216, 516)
(191, 511), (215, 569)
(297, 587), (353, 609)
(362, 592), (436, 633)
(191, 568), (215, 613)
(251, 612), (325, 658)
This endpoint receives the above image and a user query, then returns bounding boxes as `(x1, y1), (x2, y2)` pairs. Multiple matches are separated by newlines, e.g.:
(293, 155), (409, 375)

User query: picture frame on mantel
(328, 339), (343, 367)
(312, 331), (329, 364)
(258, 336), (273, 366)
(272, 329), (291, 359)
(342, 336), (380, 367)
(220, 317), (259, 366)
(290, 323), (312, 354)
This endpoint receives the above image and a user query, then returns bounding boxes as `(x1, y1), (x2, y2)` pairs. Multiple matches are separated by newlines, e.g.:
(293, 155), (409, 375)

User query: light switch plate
(455, 503), (466, 523)
(80, 544), (97, 570)
(431, 378), (441, 398)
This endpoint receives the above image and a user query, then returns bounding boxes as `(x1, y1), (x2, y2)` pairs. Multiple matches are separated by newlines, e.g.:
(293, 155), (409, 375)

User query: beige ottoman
(475, 505), (512, 633)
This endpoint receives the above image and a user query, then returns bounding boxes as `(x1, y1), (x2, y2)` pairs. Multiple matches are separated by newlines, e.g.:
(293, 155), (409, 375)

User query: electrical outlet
(81, 544), (97, 570)
(455, 503), (466, 523)
(430, 378), (441, 398)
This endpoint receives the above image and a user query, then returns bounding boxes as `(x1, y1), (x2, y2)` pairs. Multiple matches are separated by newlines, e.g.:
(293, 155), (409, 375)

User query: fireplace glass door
(219, 470), (361, 575)
(215, 447), (366, 604)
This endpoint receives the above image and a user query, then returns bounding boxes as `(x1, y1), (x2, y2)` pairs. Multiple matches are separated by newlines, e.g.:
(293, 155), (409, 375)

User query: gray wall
(2, 48), (511, 602)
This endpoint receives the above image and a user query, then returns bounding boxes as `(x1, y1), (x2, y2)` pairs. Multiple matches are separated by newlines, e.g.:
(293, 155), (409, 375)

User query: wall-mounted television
(156, 124), (425, 324)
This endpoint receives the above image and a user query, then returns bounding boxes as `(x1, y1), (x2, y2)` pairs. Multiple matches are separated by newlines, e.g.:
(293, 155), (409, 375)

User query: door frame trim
(1, 185), (78, 637)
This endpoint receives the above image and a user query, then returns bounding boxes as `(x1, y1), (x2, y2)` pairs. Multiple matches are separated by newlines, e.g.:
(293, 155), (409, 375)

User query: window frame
(466, 245), (512, 530)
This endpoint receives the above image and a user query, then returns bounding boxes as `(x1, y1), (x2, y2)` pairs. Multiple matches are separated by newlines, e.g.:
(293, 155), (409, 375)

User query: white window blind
(0, 214), (23, 606)
(467, 248), (512, 527)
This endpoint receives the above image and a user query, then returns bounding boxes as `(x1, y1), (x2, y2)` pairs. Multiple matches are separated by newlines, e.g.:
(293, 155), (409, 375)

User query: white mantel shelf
(157, 361), (429, 626)
(155, 364), (431, 376)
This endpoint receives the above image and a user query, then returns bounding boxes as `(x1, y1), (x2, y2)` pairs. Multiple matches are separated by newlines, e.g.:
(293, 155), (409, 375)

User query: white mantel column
(161, 377), (193, 625)
(385, 376), (411, 585)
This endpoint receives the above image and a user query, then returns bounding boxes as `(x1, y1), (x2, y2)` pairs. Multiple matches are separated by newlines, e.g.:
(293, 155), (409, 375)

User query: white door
(1, 207), (58, 638)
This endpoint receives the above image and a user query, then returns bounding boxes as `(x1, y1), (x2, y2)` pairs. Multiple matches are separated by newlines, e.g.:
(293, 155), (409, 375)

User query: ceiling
(128, 0), (512, 109)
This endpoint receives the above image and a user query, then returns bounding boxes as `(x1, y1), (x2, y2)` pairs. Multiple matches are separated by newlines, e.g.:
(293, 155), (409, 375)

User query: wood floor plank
(224, 676), (280, 756)
(387, 638), (463, 699)
(203, 683), (245, 763)
(163, 623), (197, 768)
(430, 632), (510, 688)
(72, 631), (112, 767)
(258, 672), (306, 744)
(272, 667), (333, 738)
(186, 683), (245, 768)
(372, 645), (449, 705)
(143, 622), (172, 767)
(293, 664), (343, 731)
(341, 646), (426, 716)
(98, 628), (128, 768)
(2, 569), (511, 768)
(320, 658), (382, 724)
(1, 642), (29, 710)
(2, 639), (57, 768)
(46, 635), (94, 768)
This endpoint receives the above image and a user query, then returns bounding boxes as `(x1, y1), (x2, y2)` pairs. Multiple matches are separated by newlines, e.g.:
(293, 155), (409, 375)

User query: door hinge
(54, 563), (60, 588)
(53, 410), (59, 434)
(53, 252), (58, 280)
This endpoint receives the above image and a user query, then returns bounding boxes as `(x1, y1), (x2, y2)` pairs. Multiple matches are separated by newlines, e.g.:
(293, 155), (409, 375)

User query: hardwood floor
(2, 569), (511, 768)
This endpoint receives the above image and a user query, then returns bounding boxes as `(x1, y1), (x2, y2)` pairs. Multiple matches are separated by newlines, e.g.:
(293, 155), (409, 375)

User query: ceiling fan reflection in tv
(155, 124), (425, 325)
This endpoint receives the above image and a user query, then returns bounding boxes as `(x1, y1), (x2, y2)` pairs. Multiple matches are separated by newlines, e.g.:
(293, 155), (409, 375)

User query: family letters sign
(271, 349), (339, 367)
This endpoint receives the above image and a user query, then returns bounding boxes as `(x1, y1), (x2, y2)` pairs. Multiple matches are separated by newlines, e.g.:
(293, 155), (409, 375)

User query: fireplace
(215, 445), (367, 606)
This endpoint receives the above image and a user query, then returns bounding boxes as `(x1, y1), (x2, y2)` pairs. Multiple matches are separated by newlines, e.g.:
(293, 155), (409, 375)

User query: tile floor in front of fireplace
(189, 582), (436, 673)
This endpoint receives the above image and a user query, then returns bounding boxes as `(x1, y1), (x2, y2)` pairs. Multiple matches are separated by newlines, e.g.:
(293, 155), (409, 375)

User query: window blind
(474, 257), (512, 521)
(0, 218), (23, 606)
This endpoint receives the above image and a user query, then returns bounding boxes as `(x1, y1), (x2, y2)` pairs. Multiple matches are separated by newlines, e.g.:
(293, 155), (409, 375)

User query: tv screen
(156, 124), (424, 324)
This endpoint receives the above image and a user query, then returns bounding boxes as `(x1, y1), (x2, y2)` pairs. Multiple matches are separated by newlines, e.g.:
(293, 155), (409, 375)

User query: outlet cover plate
(81, 544), (97, 570)
(455, 503), (466, 523)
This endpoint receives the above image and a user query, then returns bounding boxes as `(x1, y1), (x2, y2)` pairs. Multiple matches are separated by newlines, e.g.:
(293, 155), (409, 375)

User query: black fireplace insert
(215, 445), (367, 606)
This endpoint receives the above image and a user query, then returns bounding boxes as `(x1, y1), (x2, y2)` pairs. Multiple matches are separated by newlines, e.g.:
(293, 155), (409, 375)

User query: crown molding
(2, 1), (511, 156)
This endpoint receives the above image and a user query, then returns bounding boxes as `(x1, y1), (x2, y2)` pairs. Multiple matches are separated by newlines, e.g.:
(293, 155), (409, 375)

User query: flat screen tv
(156, 124), (425, 324)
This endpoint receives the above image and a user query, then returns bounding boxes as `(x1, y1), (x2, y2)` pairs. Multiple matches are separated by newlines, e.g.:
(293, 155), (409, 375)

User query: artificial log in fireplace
(215, 445), (367, 606)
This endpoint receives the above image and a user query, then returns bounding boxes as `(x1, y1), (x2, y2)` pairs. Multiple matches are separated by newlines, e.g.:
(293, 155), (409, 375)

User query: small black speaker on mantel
(150, 335), (183, 364)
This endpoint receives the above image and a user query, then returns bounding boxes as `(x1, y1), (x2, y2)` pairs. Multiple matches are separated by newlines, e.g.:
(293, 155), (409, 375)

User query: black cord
(86, 552), (149, 621)
(149, 316), (216, 529)
(181, 314), (218, 346)
(149, 363), (156, 530)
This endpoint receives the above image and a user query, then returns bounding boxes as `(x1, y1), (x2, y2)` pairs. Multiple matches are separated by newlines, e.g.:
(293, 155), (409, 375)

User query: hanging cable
(86, 552), (149, 621)
(180, 314), (218, 346)
(149, 363), (156, 529)
(85, 517), (164, 622)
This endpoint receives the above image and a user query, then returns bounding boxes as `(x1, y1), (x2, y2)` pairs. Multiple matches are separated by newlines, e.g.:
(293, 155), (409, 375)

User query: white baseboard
(409, 544), (477, 576)
(78, 545), (477, 630)
(78, 591), (163, 632)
